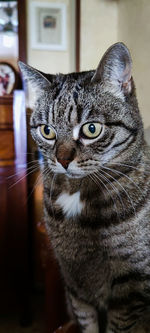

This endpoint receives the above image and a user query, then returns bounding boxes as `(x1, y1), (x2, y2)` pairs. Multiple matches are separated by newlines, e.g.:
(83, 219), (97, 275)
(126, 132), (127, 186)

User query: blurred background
(0, 0), (150, 332)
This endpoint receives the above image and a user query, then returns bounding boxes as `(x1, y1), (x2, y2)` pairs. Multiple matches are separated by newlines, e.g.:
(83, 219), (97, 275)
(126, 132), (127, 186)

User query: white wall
(80, 0), (118, 71)
(118, 0), (150, 127)
(80, 0), (150, 128)
(0, 34), (18, 70)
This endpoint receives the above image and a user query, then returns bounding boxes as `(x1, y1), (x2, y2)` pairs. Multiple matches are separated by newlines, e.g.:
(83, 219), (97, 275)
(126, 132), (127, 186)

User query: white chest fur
(56, 191), (84, 219)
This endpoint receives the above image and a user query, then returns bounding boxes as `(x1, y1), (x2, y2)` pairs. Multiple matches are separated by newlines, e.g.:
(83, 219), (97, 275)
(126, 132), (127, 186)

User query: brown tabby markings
(19, 43), (150, 333)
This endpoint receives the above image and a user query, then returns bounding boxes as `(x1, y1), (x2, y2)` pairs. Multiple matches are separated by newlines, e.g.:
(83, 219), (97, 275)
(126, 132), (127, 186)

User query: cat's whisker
(100, 166), (136, 216)
(26, 163), (41, 175)
(26, 165), (53, 203)
(13, 151), (36, 157)
(7, 169), (26, 179)
(102, 165), (143, 199)
(50, 173), (56, 218)
(27, 159), (41, 165)
(109, 161), (150, 173)
(91, 170), (120, 221)
(95, 169), (126, 218)
(88, 173), (106, 197)
(7, 162), (40, 180)
(90, 173), (112, 204)
(88, 174), (110, 211)
(8, 165), (40, 190)
(26, 171), (43, 203)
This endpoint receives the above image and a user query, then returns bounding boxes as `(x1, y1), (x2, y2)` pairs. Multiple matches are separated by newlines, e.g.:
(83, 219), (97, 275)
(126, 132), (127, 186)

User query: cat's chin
(65, 171), (84, 179)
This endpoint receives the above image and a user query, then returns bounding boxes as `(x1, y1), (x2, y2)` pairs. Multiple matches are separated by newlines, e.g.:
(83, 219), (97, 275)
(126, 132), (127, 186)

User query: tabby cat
(19, 43), (150, 333)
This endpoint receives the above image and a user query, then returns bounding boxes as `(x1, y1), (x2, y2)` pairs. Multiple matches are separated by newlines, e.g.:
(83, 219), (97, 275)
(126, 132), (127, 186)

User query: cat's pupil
(44, 125), (50, 135)
(89, 124), (96, 134)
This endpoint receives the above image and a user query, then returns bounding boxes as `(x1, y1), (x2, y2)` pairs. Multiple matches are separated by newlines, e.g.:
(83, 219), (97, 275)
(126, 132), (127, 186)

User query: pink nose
(57, 159), (71, 169)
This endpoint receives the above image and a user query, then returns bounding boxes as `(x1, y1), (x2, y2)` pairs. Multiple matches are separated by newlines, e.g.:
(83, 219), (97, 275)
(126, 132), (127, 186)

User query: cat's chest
(44, 177), (103, 232)
(55, 190), (85, 219)
(49, 176), (100, 222)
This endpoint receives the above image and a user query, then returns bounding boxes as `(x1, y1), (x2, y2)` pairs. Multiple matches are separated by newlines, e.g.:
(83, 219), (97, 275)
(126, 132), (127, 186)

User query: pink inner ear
(122, 63), (131, 82)
(120, 64), (132, 94)
(122, 78), (132, 94)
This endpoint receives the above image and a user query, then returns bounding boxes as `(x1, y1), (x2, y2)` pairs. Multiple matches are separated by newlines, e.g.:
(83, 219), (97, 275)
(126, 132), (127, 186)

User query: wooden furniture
(0, 92), (31, 325)
(0, 96), (15, 166)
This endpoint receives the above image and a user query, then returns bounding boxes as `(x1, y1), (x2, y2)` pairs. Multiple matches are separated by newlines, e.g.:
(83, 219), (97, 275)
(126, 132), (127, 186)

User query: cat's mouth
(52, 159), (86, 179)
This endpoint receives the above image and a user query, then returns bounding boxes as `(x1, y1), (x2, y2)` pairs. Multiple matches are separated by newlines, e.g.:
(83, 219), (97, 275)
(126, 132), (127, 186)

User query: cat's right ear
(18, 62), (53, 108)
(91, 42), (133, 100)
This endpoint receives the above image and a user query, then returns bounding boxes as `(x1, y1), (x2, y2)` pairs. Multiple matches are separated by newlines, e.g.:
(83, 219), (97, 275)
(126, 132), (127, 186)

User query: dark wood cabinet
(0, 93), (30, 323)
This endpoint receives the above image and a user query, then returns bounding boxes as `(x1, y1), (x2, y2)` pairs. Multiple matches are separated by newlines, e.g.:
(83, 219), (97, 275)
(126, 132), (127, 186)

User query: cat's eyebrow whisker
(100, 166), (136, 216)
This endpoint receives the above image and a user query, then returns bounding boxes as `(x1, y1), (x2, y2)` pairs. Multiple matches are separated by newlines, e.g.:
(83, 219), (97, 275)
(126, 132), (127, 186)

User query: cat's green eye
(81, 122), (102, 139)
(40, 125), (56, 140)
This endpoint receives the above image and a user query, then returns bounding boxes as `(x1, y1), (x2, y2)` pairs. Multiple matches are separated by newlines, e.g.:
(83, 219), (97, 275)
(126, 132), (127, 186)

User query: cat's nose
(56, 144), (76, 170)
(57, 159), (71, 169)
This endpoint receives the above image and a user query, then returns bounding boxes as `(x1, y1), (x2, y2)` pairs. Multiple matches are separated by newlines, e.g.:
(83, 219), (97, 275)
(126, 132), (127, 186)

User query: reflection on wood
(13, 90), (27, 166)
(37, 219), (69, 333)
(54, 321), (79, 333)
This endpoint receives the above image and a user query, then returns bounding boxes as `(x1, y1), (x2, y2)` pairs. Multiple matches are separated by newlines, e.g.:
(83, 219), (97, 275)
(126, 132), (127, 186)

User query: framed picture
(0, 62), (18, 96)
(30, 2), (67, 51)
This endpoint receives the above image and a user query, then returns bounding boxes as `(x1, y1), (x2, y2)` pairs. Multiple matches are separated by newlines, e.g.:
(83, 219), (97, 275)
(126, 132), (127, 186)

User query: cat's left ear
(91, 42), (133, 99)
(18, 61), (53, 88)
(18, 62), (53, 108)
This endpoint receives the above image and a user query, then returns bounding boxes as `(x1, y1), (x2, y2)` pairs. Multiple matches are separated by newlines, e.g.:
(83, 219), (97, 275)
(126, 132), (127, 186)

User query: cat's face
(19, 43), (143, 179)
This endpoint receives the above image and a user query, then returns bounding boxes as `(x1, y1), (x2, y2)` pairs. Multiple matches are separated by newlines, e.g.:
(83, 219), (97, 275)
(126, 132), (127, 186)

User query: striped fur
(20, 43), (150, 332)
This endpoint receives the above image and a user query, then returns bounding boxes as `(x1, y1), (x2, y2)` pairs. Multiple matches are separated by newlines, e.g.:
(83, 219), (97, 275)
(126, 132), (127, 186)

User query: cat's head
(19, 42), (144, 179)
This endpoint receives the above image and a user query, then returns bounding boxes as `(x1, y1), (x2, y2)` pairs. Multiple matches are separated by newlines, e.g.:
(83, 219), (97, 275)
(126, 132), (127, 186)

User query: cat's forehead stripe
(67, 105), (73, 123)
(67, 104), (77, 124)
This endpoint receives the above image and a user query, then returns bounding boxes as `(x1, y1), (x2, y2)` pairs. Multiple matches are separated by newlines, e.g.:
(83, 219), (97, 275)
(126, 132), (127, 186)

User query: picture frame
(30, 2), (67, 51)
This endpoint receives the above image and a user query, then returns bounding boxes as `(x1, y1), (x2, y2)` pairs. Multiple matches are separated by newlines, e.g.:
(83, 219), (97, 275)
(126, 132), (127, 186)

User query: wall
(27, 0), (75, 74)
(80, 0), (118, 71)
(118, 0), (150, 127)
(0, 34), (18, 70)
(26, 0), (150, 128)
(80, 0), (150, 128)
(27, 0), (118, 74)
